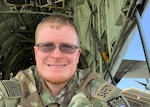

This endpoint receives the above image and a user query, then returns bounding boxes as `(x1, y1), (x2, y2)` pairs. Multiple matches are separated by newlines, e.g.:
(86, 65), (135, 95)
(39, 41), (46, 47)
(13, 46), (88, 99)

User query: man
(0, 14), (130, 107)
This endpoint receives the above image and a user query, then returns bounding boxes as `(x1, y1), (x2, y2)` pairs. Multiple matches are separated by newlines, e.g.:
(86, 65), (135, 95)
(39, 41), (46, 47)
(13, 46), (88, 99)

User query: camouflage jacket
(0, 66), (130, 107)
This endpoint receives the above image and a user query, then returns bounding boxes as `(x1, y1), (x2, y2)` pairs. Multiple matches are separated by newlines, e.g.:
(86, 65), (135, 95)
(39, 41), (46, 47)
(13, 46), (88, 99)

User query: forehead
(38, 22), (74, 30)
(36, 24), (78, 44)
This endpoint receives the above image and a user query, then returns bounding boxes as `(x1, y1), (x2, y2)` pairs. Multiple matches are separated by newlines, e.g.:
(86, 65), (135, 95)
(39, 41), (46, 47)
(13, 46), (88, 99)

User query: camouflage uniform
(0, 66), (130, 107)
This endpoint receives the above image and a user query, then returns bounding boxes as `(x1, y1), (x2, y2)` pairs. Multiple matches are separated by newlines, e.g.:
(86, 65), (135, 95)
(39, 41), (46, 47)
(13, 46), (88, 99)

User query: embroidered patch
(0, 80), (21, 98)
(93, 83), (118, 101)
(107, 96), (127, 107)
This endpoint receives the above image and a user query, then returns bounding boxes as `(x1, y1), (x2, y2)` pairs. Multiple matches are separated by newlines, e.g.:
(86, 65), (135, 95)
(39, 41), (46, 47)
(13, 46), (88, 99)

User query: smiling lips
(47, 64), (67, 68)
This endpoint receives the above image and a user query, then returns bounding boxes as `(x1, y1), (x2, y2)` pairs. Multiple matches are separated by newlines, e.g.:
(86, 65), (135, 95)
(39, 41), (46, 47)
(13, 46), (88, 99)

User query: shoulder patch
(0, 80), (21, 98)
(93, 82), (118, 102)
(107, 96), (127, 107)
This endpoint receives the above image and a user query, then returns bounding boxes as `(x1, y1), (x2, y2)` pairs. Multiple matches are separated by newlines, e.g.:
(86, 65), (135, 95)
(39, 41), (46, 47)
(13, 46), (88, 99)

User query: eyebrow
(36, 42), (77, 46)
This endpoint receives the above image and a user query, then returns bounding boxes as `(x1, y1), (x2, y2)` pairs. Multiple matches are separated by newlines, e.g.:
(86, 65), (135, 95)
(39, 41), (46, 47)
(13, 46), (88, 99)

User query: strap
(78, 72), (99, 98)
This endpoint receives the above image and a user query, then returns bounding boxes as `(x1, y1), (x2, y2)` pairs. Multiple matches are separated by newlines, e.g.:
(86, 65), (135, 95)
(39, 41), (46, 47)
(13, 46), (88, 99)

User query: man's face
(34, 24), (81, 85)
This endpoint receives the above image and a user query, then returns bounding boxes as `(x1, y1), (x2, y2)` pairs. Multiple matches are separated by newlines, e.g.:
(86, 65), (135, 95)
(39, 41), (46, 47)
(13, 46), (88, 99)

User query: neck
(45, 81), (68, 97)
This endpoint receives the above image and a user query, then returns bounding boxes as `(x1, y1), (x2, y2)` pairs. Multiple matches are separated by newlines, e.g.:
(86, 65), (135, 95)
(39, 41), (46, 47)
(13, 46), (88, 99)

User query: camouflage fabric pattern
(0, 66), (128, 107)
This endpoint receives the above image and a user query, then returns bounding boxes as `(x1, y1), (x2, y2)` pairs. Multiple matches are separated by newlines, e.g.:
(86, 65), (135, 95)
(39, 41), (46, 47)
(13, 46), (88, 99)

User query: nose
(50, 46), (63, 58)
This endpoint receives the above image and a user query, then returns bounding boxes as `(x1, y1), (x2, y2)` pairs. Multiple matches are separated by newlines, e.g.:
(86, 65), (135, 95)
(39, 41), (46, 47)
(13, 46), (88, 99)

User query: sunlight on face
(34, 24), (81, 85)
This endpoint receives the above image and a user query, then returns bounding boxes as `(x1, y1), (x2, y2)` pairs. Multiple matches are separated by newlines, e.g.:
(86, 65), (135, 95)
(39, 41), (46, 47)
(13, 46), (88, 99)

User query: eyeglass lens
(35, 43), (78, 54)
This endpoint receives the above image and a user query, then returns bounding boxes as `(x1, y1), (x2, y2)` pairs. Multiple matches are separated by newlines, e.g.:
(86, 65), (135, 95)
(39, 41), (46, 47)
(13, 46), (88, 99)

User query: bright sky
(117, 1), (150, 91)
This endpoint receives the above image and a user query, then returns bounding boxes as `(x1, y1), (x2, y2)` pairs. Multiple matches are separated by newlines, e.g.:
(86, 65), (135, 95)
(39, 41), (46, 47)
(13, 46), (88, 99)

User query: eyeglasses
(35, 43), (79, 54)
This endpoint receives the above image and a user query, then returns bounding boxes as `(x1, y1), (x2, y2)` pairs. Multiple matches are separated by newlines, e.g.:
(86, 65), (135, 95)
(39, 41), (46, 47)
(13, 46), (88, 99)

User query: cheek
(35, 52), (49, 64)
(69, 54), (80, 67)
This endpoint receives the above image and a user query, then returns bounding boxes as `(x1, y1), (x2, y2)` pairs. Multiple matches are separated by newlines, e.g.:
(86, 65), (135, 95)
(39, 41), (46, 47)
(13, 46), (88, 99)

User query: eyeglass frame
(35, 43), (79, 54)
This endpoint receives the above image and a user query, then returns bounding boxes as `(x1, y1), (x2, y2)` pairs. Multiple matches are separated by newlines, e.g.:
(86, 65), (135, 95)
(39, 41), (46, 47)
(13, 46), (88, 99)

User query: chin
(45, 73), (74, 85)
(47, 78), (69, 85)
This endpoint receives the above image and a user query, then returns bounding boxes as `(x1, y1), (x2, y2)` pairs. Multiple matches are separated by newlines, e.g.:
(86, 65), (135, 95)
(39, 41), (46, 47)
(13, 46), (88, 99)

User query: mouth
(47, 64), (67, 68)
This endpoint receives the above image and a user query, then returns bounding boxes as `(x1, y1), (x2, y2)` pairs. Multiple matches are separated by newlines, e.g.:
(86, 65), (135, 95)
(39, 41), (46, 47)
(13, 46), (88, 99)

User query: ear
(34, 46), (38, 56)
(76, 48), (81, 63)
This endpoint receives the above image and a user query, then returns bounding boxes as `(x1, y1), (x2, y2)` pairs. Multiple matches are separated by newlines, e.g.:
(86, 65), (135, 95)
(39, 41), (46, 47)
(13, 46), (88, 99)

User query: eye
(36, 43), (55, 52)
(61, 44), (74, 49)
(41, 43), (54, 49)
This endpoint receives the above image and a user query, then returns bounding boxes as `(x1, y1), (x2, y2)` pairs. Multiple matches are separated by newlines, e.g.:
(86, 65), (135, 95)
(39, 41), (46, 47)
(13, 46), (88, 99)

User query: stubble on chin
(44, 71), (76, 85)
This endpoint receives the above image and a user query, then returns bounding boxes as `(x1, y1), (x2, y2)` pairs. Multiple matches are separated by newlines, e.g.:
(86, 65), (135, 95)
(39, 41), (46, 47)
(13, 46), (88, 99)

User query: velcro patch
(0, 80), (21, 98)
(93, 82), (118, 102)
(107, 96), (127, 107)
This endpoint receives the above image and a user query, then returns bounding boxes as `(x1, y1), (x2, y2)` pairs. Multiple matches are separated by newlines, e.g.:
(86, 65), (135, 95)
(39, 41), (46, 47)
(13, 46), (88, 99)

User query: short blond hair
(35, 14), (79, 45)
